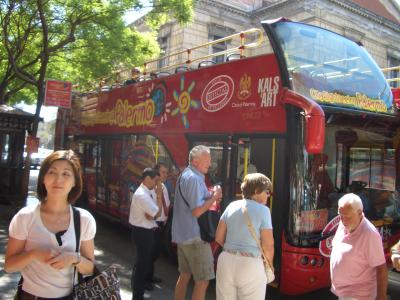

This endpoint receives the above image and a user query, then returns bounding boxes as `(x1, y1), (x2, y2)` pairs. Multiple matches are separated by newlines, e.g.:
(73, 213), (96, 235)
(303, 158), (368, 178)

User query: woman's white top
(9, 203), (96, 298)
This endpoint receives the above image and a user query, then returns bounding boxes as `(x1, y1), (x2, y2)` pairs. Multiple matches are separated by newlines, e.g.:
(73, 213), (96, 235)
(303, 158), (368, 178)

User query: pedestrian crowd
(4, 146), (399, 300)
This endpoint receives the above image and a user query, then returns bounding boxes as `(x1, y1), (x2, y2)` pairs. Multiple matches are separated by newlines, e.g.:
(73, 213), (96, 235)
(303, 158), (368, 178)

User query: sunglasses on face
(264, 189), (272, 197)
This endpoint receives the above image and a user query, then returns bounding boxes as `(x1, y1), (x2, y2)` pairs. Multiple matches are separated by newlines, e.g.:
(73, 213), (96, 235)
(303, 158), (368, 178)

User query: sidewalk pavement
(0, 202), (20, 299)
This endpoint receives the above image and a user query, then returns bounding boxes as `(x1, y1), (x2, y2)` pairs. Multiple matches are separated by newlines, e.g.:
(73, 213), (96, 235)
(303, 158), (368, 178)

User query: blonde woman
(5, 150), (96, 299)
(215, 173), (274, 300)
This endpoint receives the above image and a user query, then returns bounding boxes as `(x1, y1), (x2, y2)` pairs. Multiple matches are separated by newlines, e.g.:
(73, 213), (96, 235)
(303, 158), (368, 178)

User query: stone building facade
(132, 0), (400, 85)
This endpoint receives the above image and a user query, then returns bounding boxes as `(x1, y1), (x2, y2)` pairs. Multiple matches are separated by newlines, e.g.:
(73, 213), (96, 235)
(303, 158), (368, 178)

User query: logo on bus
(238, 73), (251, 100)
(201, 75), (234, 112)
(309, 89), (389, 113)
(319, 215), (340, 257)
(258, 76), (279, 107)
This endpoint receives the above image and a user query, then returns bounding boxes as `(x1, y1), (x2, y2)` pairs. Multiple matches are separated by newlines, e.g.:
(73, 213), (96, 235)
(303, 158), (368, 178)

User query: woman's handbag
(242, 205), (275, 284)
(72, 265), (121, 299)
(72, 207), (121, 299)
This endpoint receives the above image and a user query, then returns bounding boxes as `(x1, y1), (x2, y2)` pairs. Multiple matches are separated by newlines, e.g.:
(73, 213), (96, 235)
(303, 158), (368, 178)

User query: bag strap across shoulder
(177, 173), (190, 209)
(241, 204), (273, 271)
(72, 206), (81, 252)
(72, 206), (83, 286)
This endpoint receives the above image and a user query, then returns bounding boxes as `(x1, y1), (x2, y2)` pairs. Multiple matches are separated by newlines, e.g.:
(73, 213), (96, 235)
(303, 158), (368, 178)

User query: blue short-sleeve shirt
(172, 166), (211, 244)
(221, 199), (272, 257)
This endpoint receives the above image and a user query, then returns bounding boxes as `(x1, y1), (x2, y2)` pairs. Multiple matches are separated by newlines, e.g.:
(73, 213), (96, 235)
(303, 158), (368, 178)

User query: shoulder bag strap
(72, 206), (82, 287)
(177, 173), (190, 209)
(241, 204), (273, 271)
(72, 206), (81, 252)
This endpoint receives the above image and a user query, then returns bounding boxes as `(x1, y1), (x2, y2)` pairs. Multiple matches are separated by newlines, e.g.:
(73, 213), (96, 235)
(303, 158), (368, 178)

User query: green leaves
(0, 0), (194, 104)
(146, 0), (194, 30)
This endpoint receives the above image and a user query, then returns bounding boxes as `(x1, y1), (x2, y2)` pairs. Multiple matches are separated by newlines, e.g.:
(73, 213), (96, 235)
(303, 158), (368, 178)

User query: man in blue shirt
(172, 145), (222, 300)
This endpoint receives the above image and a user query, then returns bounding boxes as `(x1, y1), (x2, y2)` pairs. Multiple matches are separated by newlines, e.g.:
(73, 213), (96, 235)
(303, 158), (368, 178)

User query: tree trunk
(17, 81), (45, 208)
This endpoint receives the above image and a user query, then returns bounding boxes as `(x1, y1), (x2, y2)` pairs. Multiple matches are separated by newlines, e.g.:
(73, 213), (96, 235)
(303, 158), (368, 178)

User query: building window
(208, 23), (234, 64)
(158, 36), (169, 68)
(388, 56), (400, 88)
(211, 35), (226, 63)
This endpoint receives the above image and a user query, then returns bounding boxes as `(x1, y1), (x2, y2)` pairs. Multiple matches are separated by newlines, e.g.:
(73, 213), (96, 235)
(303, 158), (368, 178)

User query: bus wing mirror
(282, 88), (325, 154)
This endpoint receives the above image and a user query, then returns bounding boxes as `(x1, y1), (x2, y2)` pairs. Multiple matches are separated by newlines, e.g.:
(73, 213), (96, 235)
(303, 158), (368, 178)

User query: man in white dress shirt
(129, 168), (162, 300)
(144, 163), (171, 290)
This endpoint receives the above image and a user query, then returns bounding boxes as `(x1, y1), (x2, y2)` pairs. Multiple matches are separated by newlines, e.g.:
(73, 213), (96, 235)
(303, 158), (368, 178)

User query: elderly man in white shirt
(129, 168), (162, 300)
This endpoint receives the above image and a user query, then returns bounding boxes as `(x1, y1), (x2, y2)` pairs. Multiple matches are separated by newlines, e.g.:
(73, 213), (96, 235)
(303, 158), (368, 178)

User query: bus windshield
(273, 21), (393, 112)
(287, 119), (400, 248)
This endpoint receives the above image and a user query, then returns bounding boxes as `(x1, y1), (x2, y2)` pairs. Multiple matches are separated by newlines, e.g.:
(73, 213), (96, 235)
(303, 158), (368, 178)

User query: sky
(16, 103), (58, 122)
(123, 3), (152, 25)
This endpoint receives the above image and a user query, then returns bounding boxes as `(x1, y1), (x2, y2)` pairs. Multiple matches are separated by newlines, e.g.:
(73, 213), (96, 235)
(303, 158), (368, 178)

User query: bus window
(237, 141), (258, 183)
(233, 137), (277, 203)
(96, 140), (108, 209)
(85, 142), (98, 169)
(75, 140), (99, 209)
(191, 141), (226, 186)
(290, 122), (400, 248)
(119, 134), (178, 219)
(349, 147), (398, 220)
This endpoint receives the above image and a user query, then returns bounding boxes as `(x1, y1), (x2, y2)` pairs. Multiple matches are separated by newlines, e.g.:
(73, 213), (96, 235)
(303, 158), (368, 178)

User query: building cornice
(254, 0), (294, 17)
(197, 0), (251, 18)
(254, 0), (399, 33)
(329, 0), (400, 32)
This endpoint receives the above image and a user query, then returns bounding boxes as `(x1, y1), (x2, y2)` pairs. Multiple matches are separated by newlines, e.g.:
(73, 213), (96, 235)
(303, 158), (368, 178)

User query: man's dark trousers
(131, 225), (155, 300)
(147, 222), (165, 282)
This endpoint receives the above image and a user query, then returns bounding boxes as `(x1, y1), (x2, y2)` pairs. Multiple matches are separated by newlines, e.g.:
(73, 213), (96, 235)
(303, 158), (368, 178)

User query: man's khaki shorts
(177, 241), (215, 281)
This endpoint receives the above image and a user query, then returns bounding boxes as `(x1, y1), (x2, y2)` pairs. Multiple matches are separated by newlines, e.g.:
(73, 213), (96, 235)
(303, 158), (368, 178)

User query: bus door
(96, 138), (123, 219)
(230, 135), (287, 277)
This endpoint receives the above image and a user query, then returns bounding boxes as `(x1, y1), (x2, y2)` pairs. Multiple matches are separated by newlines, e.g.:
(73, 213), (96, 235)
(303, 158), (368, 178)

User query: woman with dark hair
(215, 173), (274, 300)
(5, 150), (96, 299)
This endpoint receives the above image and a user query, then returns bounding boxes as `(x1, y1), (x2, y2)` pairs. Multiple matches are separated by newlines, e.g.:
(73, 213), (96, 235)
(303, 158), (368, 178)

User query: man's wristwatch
(73, 252), (81, 266)
(391, 249), (400, 255)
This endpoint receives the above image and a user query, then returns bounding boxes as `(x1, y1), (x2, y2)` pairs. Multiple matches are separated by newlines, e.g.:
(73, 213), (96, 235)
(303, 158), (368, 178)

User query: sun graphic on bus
(171, 75), (199, 128)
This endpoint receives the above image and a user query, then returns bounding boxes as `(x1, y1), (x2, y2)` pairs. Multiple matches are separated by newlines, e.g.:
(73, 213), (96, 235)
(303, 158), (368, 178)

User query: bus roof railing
(381, 65), (400, 83)
(87, 28), (264, 92)
(382, 66), (400, 106)
(141, 28), (264, 75)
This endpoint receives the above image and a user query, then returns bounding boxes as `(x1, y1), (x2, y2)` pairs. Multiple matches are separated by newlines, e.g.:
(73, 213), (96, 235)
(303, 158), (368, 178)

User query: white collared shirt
(129, 183), (158, 229)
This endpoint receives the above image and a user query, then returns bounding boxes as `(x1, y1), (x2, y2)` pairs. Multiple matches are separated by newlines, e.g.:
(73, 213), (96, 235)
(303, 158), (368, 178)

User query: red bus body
(58, 19), (400, 295)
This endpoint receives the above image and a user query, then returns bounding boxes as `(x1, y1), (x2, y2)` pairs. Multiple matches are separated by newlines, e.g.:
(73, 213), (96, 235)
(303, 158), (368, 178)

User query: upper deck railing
(141, 27), (264, 76)
(381, 65), (400, 105)
(92, 28), (264, 91)
(381, 65), (400, 85)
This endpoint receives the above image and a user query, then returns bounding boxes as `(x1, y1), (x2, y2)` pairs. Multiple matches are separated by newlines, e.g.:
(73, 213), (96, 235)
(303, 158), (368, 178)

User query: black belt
(132, 225), (157, 231)
(19, 289), (72, 300)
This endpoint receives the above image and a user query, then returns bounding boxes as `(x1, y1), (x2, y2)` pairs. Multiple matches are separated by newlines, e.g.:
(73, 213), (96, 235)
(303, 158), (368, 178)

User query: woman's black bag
(72, 207), (121, 299)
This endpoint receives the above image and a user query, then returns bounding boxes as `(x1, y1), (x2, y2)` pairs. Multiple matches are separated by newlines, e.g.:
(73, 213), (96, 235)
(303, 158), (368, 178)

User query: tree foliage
(0, 0), (194, 105)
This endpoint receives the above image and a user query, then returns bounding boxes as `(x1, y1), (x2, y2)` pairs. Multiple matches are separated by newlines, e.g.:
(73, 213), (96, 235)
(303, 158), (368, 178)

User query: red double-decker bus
(56, 18), (400, 295)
